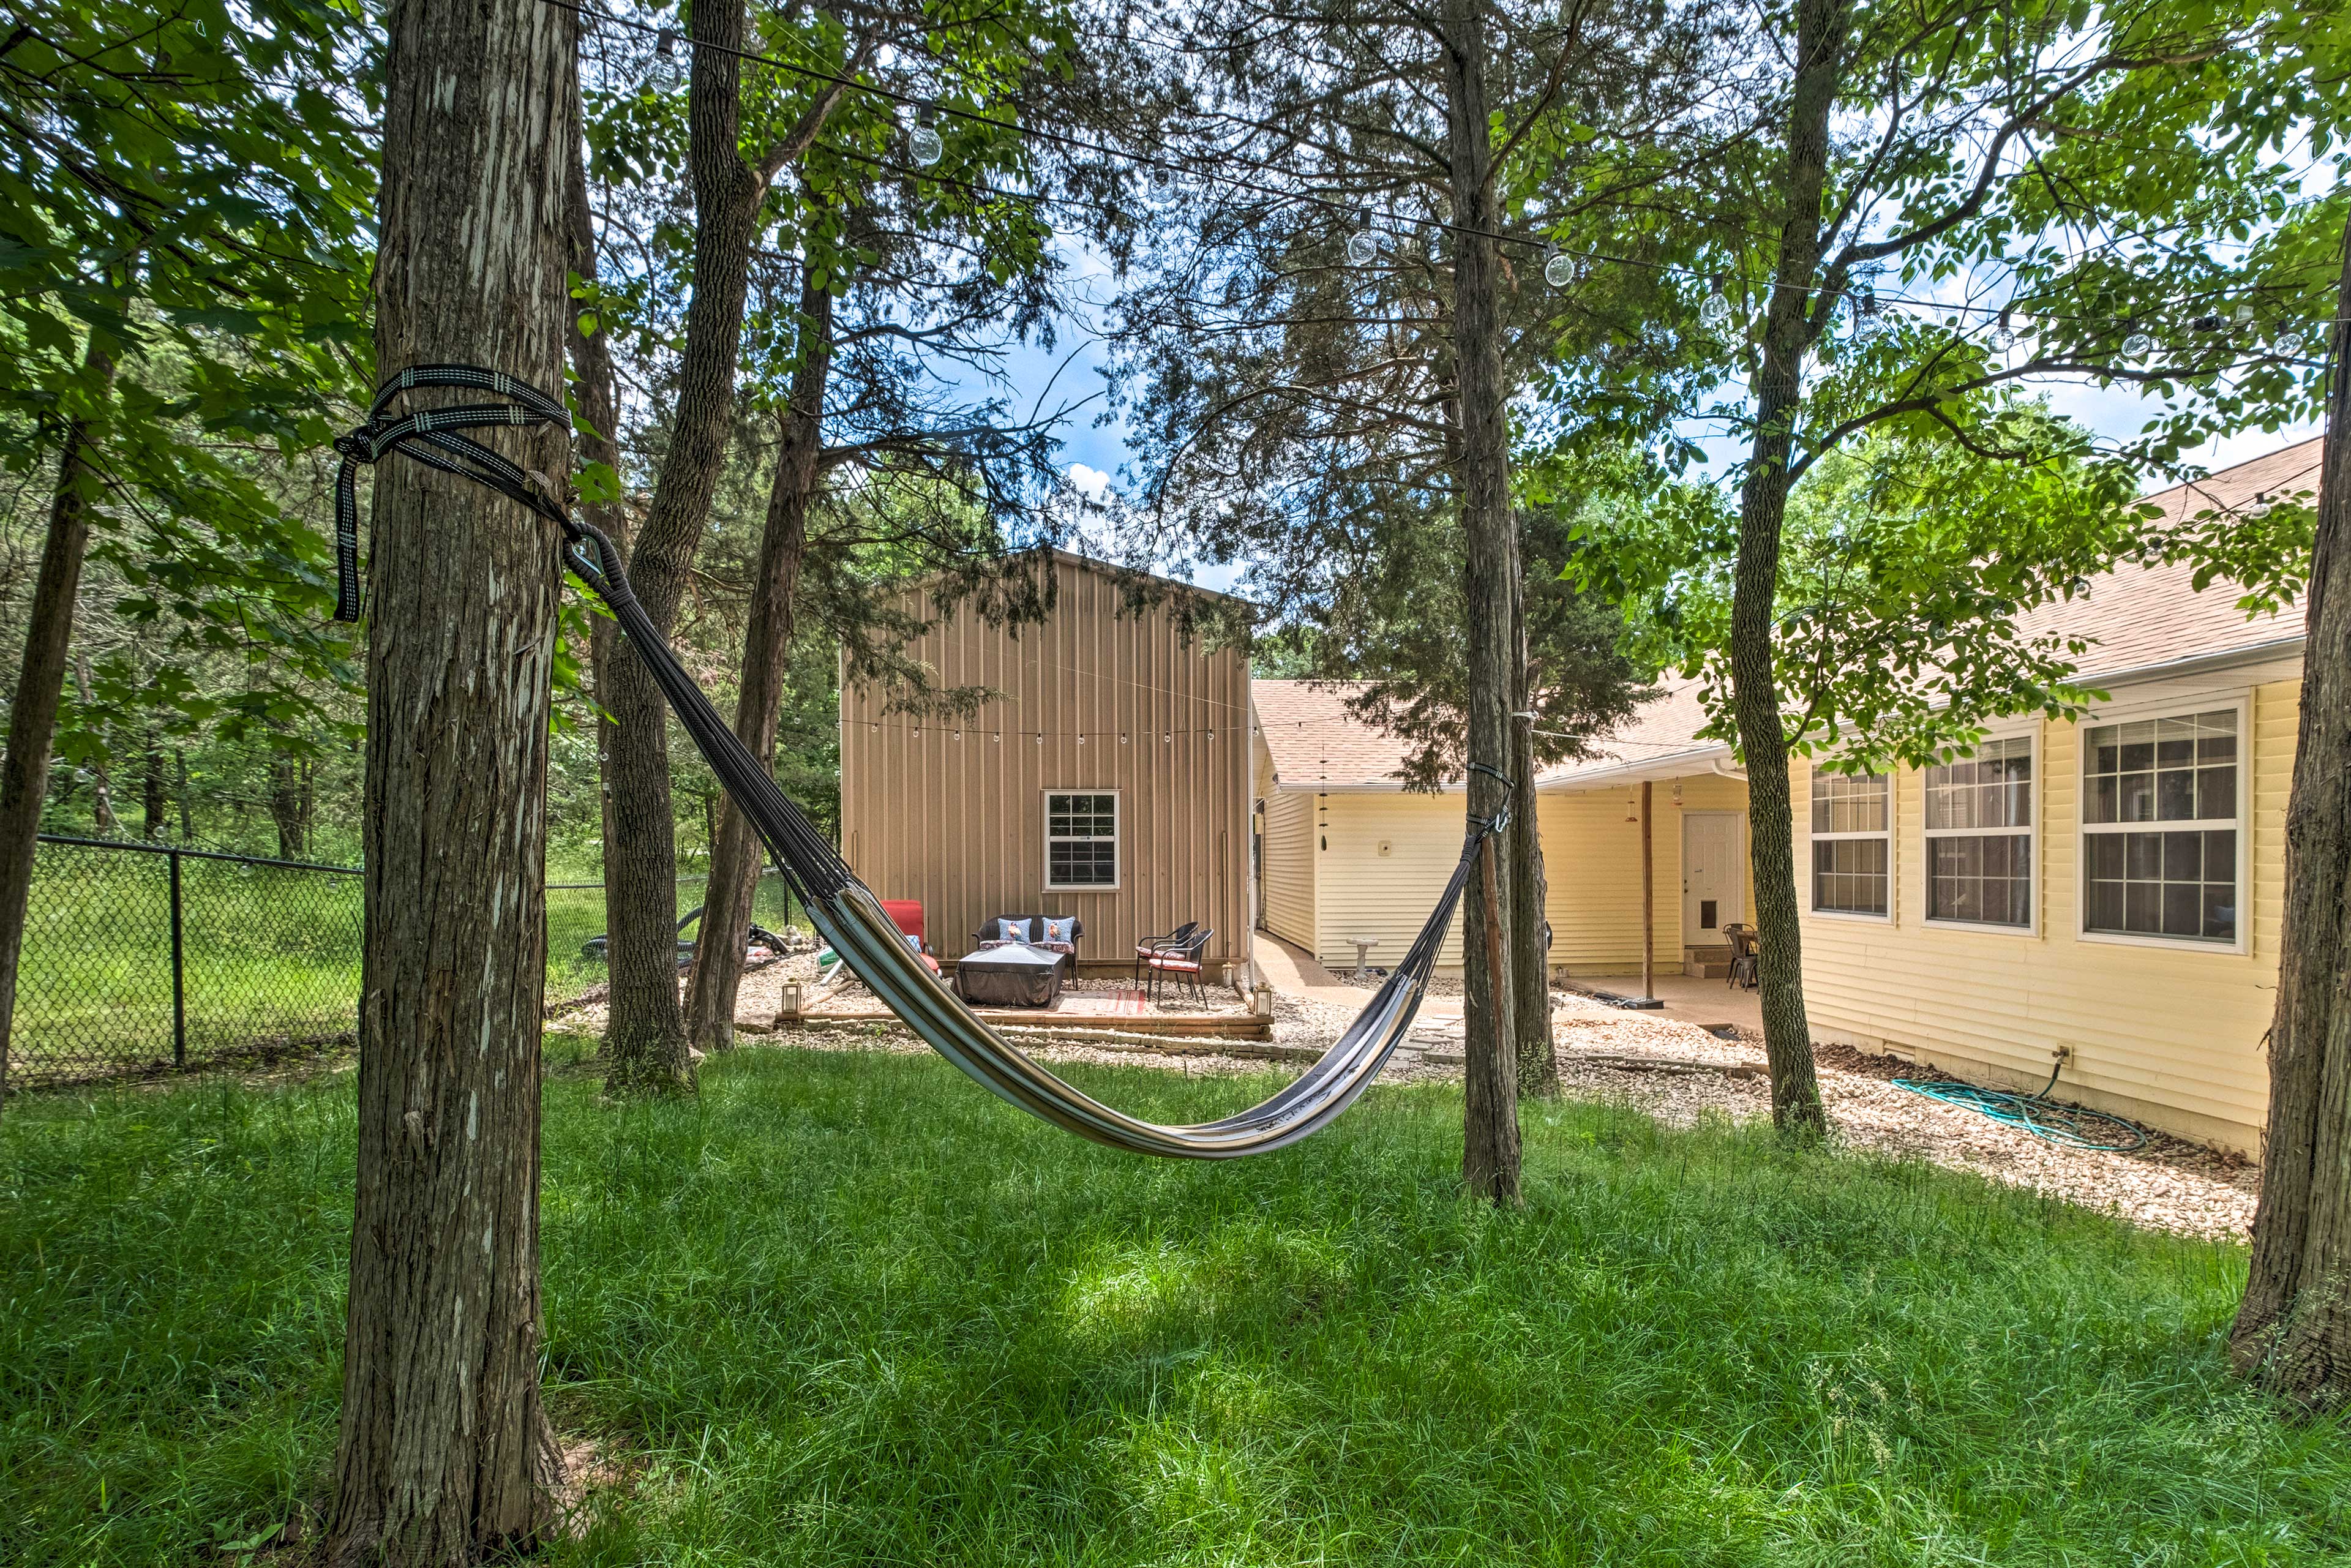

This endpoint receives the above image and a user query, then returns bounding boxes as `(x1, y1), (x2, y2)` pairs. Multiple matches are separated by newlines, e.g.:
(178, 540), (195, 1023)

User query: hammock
(331, 366), (1509, 1158)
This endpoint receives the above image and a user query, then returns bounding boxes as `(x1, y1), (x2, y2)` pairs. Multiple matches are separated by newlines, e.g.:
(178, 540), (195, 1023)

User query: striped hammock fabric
(333, 366), (1510, 1158)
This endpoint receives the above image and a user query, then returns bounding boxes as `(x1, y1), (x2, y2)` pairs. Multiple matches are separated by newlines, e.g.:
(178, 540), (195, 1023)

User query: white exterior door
(1682, 811), (1744, 943)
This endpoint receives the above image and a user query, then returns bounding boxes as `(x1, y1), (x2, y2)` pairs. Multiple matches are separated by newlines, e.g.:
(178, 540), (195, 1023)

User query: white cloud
(1067, 463), (1113, 501)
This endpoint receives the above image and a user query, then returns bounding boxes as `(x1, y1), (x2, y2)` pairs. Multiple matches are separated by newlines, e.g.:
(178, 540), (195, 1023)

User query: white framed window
(1924, 731), (2037, 932)
(1810, 770), (1891, 919)
(2079, 699), (2246, 950)
(1044, 790), (1119, 889)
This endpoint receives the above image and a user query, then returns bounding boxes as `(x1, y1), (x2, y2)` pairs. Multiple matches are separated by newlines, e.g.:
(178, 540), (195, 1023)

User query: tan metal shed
(838, 552), (1252, 983)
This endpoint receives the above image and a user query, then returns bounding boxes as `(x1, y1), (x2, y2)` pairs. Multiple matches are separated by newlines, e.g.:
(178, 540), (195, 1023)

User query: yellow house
(1251, 437), (2322, 1153)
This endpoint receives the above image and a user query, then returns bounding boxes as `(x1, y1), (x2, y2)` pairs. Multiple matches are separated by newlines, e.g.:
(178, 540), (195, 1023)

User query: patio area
(1565, 970), (1763, 1037)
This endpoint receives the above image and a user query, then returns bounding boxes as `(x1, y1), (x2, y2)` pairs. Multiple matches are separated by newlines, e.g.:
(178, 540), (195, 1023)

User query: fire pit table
(953, 941), (1068, 1008)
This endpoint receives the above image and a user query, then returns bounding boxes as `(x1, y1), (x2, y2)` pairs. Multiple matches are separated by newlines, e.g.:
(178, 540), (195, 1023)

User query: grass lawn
(3, 1045), (2346, 1566)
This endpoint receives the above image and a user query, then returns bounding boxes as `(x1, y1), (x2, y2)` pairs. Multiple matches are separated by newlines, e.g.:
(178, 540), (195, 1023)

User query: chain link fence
(6, 835), (797, 1091)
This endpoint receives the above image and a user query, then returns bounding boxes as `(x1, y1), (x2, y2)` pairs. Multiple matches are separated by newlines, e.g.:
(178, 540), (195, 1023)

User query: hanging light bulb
(1851, 287), (1886, 341)
(1346, 209), (1380, 266)
(1146, 164), (1177, 204)
(650, 27), (683, 91)
(1698, 276), (1733, 333)
(2121, 328), (2154, 360)
(908, 105), (943, 167)
(2233, 302), (2255, 324)
(1543, 242), (1577, 288)
(1987, 308), (2015, 353)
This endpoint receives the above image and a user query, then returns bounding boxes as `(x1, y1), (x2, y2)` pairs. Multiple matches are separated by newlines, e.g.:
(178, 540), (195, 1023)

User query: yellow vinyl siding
(1310, 793), (1466, 968)
(1793, 678), (2294, 1153)
(839, 556), (1251, 979)
(1260, 788), (1317, 951)
(1540, 772), (1753, 974)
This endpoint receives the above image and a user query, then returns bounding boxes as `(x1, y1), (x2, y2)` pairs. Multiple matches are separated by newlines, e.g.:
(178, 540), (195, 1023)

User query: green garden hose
(1891, 1060), (2151, 1152)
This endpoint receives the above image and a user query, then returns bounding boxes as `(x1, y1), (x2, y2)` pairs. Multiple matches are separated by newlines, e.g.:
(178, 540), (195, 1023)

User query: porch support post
(1640, 780), (1654, 1002)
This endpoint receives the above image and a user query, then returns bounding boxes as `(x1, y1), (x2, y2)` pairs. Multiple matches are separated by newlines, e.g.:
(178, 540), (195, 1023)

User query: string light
(1851, 287), (1886, 342)
(1698, 276), (1733, 334)
(1542, 241), (1576, 288)
(1987, 308), (2016, 352)
(2235, 303), (2255, 324)
(2122, 328), (2154, 360)
(650, 26), (682, 90)
(1346, 209), (1380, 266)
(1147, 165), (1177, 203)
(908, 105), (943, 167)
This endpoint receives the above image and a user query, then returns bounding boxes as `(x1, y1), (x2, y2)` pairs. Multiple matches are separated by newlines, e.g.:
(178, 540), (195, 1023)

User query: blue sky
(994, 290), (2325, 602)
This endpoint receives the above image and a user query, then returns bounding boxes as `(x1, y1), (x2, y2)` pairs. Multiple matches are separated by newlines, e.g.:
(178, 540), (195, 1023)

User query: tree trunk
(2230, 213), (2351, 1412)
(269, 756), (314, 860)
(140, 727), (166, 841)
(598, 0), (764, 1093)
(684, 277), (831, 1050)
(174, 746), (193, 842)
(1728, 0), (1845, 1139)
(322, 0), (574, 1559)
(1509, 559), (1556, 1095)
(560, 70), (631, 970)
(1441, 0), (1521, 1205)
(0, 368), (113, 1109)
(73, 655), (116, 833)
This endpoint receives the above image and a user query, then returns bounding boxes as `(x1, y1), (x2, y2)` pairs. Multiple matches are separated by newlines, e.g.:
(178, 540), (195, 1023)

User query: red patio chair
(880, 899), (942, 973)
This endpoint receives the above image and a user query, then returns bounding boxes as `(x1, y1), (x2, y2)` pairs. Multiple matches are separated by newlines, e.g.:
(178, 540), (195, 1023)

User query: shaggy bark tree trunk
(322, 0), (574, 1559)
(683, 277), (832, 1050)
(1509, 555), (1556, 1095)
(1728, 0), (1845, 1139)
(1441, 0), (1521, 1205)
(594, 0), (761, 1093)
(0, 364), (112, 1109)
(2230, 214), (2351, 1412)
(597, 0), (844, 1092)
(561, 80), (631, 958)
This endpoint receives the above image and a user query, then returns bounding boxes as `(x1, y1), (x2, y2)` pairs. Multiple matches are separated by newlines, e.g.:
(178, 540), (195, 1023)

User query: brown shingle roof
(1253, 438), (2322, 792)
(1252, 680), (1420, 789)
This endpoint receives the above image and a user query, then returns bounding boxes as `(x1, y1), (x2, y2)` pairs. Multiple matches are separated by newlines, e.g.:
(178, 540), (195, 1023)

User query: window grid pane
(2083, 708), (2235, 826)
(1812, 837), (1888, 916)
(1927, 834), (2033, 926)
(1810, 771), (1889, 835)
(1045, 793), (1117, 887)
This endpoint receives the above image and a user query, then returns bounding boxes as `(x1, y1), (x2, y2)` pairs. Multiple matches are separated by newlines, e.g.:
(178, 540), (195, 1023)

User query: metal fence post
(168, 848), (187, 1070)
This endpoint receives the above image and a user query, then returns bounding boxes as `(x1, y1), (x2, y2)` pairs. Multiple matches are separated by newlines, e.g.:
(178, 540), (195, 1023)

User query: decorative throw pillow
(996, 917), (1029, 942)
(1040, 915), (1074, 945)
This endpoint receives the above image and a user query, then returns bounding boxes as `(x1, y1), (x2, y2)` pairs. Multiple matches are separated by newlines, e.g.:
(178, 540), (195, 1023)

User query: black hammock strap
(330, 364), (1515, 1159)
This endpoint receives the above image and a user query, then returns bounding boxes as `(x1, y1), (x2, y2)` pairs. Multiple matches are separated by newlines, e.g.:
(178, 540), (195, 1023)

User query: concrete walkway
(1567, 971), (1762, 1035)
(1253, 931), (1464, 1018)
(1254, 931), (1757, 1036)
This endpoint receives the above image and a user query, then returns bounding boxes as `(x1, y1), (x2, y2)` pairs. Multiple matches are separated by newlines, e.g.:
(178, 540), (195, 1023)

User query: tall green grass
(2, 1049), (2344, 1565)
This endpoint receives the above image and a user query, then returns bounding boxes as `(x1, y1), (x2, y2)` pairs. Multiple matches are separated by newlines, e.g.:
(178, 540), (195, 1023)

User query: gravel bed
(558, 956), (2258, 1241)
